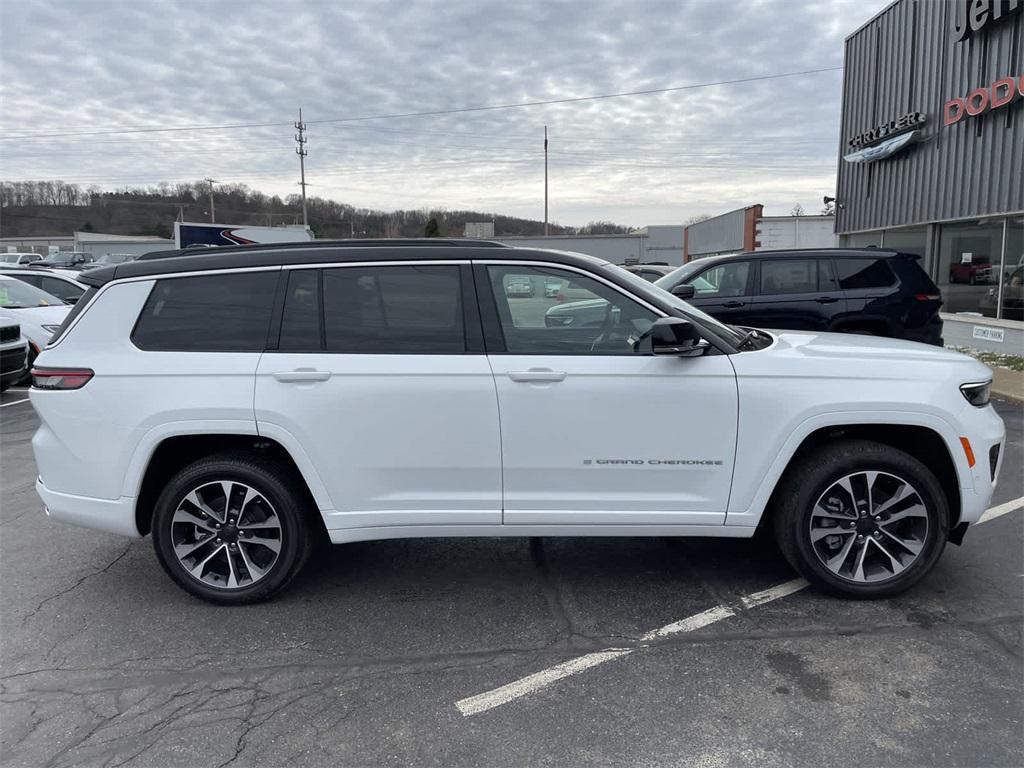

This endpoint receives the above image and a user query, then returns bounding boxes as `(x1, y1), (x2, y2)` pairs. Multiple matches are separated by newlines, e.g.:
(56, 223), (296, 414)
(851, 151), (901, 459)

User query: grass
(952, 347), (1024, 372)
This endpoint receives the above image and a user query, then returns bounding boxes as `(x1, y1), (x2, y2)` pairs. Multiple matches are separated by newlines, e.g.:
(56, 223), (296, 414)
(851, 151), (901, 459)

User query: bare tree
(684, 214), (712, 225)
(790, 203), (805, 217)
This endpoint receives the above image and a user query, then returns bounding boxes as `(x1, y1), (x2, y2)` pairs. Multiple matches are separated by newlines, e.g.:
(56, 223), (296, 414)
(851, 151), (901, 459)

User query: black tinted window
(760, 260), (817, 294)
(836, 258), (895, 289)
(41, 276), (84, 302)
(279, 270), (321, 351)
(133, 272), (277, 351)
(322, 265), (465, 353)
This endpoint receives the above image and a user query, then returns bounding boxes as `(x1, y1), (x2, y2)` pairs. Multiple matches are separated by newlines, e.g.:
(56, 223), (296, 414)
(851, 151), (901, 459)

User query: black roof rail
(136, 238), (509, 261)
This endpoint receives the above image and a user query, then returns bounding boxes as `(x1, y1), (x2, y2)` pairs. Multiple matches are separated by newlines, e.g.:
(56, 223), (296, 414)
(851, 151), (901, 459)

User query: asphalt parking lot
(1, 388), (1022, 768)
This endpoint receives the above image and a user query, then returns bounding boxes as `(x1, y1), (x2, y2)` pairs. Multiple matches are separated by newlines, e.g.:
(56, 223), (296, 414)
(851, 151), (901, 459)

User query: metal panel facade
(685, 208), (749, 256)
(836, 0), (1023, 234)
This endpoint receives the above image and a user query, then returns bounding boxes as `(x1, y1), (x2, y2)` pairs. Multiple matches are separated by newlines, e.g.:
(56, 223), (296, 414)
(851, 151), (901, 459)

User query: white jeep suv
(29, 241), (1005, 604)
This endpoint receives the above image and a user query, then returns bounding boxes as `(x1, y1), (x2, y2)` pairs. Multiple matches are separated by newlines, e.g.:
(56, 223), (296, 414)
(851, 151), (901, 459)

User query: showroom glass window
(937, 219), (1008, 317)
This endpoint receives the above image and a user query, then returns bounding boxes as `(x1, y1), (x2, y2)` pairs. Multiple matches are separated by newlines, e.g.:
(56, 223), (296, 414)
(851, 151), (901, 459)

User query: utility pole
(543, 125), (549, 236)
(203, 178), (218, 223)
(295, 108), (309, 229)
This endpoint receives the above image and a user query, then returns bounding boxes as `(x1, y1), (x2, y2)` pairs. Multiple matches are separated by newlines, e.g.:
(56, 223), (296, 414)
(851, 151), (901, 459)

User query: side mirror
(649, 317), (702, 356)
(670, 283), (695, 299)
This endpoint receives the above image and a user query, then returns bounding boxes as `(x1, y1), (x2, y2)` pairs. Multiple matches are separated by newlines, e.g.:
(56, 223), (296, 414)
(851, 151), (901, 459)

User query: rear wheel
(152, 453), (311, 604)
(773, 440), (948, 598)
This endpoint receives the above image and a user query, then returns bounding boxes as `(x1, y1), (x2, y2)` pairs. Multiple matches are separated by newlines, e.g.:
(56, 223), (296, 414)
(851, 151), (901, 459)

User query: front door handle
(508, 369), (567, 383)
(272, 369), (332, 383)
(722, 300), (745, 308)
(815, 296), (839, 304)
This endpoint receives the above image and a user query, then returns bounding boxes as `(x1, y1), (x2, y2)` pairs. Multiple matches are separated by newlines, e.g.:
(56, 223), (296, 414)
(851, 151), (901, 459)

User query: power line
(0, 66), (843, 141)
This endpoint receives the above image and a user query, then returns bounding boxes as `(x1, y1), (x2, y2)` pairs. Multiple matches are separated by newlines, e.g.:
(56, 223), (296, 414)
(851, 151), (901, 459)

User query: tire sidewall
(788, 446), (949, 598)
(152, 457), (307, 604)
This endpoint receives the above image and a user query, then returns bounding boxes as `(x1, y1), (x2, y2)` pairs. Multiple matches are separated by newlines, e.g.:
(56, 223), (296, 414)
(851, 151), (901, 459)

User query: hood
(0, 305), (70, 348)
(734, 329), (992, 385)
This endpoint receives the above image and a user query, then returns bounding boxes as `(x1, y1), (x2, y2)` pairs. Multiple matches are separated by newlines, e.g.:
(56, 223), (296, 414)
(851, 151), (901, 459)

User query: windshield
(95, 253), (133, 264)
(653, 262), (703, 291)
(0, 277), (65, 308)
(48, 252), (92, 265)
(603, 264), (747, 347)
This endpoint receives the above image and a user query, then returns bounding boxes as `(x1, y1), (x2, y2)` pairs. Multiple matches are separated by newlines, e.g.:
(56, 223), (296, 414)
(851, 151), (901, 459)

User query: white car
(0, 252), (44, 267)
(0, 320), (29, 391)
(1, 267), (88, 304)
(0, 275), (70, 373)
(30, 243), (1004, 604)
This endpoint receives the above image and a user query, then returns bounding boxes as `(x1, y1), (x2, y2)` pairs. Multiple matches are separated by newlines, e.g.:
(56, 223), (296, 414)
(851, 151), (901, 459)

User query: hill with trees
(0, 180), (632, 239)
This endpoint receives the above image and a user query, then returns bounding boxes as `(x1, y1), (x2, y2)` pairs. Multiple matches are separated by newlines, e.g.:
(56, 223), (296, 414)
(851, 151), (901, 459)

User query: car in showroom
(948, 255), (992, 285)
(0, 320), (29, 392)
(651, 248), (944, 345)
(30, 241), (1002, 604)
(0, 252), (44, 267)
(0, 275), (70, 379)
(979, 264), (1023, 321)
(2, 267), (87, 304)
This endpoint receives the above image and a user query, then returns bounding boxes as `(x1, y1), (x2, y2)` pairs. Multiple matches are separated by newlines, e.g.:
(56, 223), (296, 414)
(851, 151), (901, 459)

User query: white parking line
(0, 398), (30, 409)
(455, 497), (1024, 717)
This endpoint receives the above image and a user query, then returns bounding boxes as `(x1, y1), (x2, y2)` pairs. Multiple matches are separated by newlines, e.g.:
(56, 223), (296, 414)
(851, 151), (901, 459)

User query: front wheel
(773, 440), (949, 598)
(152, 453), (311, 604)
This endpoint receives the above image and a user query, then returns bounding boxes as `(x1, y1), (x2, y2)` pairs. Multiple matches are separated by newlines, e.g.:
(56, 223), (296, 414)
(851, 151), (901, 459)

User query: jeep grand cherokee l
(29, 241), (1004, 604)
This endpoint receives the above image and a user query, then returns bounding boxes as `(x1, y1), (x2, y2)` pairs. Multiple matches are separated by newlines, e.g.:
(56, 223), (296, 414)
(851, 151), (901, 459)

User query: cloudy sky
(0, 0), (890, 227)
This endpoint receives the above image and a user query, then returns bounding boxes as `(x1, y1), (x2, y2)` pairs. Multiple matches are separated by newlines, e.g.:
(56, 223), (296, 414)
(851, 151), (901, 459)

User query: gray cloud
(0, 0), (889, 226)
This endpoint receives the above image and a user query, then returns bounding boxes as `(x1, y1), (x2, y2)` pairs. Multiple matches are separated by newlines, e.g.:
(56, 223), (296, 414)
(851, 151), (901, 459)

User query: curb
(991, 366), (1024, 403)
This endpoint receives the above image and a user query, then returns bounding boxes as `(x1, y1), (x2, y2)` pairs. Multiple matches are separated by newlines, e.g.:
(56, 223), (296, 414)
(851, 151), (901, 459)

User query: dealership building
(835, 0), (1022, 349)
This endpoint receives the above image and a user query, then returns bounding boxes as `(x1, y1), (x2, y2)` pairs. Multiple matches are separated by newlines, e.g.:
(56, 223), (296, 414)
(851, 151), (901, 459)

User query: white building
(493, 225), (684, 266)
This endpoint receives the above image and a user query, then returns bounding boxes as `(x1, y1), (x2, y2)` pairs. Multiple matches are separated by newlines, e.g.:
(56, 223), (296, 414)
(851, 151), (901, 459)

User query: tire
(152, 452), (312, 605)
(773, 440), (949, 598)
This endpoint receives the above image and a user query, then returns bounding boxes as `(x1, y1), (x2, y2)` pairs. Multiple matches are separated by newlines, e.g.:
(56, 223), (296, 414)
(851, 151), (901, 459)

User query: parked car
(504, 275), (534, 297)
(31, 241), (1002, 604)
(652, 249), (944, 345)
(979, 265), (1023, 321)
(0, 252), (44, 267)
(2, 268), (87, 304)
(89, 253), (138, 267)
(948, 256), (992, 284)
(620, 264), (675, 282)
(0, 321), (29, 392)
(30, 251), (94, 271)
(0, 275), (71, 377)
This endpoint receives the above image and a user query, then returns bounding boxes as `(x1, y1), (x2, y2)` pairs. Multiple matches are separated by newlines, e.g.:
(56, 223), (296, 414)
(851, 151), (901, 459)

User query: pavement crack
(529, 537), (574, 640)
(19, 544), (133, 627)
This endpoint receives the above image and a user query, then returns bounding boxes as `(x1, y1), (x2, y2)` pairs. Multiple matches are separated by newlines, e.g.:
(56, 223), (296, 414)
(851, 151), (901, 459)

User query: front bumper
(956, 403), (1006, 527)
(36, 477), (141, 538)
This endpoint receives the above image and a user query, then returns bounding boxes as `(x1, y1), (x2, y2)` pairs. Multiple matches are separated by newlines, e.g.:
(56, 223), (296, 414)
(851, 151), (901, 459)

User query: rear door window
(759, 260), (818, 294)
(132, 271), (278, 351)
(688, 261), (751, 297)
(836, 258), (895, 289)
(321, 265), (465, 354)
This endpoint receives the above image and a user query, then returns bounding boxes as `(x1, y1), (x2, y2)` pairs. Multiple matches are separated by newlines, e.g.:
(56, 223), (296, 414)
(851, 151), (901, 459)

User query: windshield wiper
(735, 329), (763, 351)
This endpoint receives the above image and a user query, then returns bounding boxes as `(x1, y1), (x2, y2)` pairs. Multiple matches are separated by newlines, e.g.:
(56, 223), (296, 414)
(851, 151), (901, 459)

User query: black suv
(655, 249), (944, 345)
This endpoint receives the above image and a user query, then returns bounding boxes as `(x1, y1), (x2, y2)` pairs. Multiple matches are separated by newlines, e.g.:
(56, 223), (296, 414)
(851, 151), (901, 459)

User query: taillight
(31, 367), (94, 390)
(915, 293), (941, 301)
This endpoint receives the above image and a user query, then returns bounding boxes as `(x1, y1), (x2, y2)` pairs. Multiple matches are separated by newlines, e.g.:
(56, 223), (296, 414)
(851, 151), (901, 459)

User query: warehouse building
(494, 225), (684, 266)
(682, 205), (837, 261)
(835, 0), (1022, 350)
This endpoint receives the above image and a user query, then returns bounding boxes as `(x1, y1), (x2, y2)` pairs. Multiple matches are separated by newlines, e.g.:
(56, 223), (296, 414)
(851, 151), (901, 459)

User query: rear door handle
(722, 300), (745, 308)
(272, 369), (332, 383)
(815, 296), (839, 304)
(508, 369), (567, 383)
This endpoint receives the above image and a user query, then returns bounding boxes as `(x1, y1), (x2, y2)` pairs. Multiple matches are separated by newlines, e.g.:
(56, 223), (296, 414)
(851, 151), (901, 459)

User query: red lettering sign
(944, 74), (1023, 126)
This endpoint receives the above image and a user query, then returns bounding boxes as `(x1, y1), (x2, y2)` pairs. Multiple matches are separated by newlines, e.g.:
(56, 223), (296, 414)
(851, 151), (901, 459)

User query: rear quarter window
(132, 271), (278, 351)
(836, 258), (896, 290)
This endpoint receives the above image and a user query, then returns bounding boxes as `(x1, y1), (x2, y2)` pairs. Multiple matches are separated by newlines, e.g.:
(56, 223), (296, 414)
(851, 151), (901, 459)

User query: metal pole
(295, 108), (309, 229)
(996, 217), (1008, 319)
(544, 125), (549, 236)
(203, 178), (218, 223)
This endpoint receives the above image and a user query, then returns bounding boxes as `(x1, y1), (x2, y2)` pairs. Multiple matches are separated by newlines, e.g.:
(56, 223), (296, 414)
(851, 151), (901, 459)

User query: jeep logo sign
(944, 76), (1024, 125)
(952, 0), (1022, 42)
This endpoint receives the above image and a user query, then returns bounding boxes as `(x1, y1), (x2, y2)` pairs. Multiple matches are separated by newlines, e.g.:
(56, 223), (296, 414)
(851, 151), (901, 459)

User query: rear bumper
(36, 477), (141, 538)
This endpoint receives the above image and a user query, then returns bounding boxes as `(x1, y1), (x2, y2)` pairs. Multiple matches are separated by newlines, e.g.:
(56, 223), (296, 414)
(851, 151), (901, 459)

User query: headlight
(41, 324), (62, 334)
(960, 381), (991, 407)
